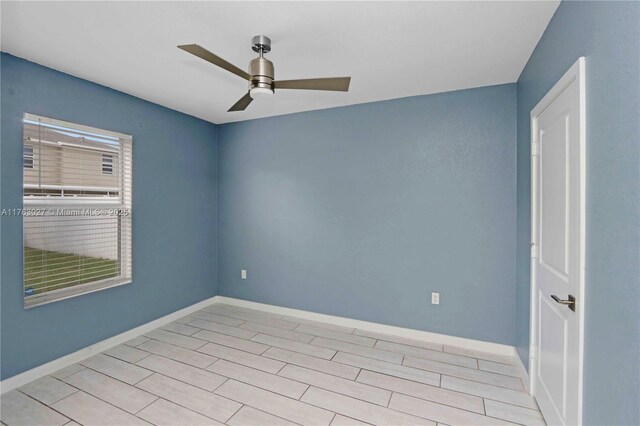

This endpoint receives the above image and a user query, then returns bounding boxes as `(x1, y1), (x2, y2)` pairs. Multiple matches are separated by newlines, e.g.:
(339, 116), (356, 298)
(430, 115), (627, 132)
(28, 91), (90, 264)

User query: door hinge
(531, 141), (539, 156)
(531, 243), (538, 258)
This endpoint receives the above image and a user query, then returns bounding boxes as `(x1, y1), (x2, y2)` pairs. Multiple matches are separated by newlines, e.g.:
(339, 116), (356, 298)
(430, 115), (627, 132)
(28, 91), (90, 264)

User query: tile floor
(0, 303), (545, 426)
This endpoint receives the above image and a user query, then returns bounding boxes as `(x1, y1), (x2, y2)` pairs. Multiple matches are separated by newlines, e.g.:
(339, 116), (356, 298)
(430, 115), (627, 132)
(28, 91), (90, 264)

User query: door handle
(551, 294), (576, 312)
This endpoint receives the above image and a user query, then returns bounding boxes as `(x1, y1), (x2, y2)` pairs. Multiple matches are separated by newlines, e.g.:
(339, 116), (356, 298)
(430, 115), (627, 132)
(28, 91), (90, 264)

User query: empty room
(0, 1), (638, 425)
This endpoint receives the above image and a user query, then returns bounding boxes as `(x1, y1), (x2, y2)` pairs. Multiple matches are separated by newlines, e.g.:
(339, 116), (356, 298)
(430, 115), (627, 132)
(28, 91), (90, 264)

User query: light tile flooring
(1, 303), (545, 426)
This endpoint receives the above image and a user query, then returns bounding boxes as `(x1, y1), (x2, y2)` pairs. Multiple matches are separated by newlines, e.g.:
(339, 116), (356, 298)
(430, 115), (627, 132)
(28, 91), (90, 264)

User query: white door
(530, 58), (585, 426)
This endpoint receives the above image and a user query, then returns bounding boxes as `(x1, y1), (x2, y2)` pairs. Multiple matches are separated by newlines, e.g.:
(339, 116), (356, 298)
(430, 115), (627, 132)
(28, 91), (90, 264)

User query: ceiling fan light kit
(178, 35), (351, 112)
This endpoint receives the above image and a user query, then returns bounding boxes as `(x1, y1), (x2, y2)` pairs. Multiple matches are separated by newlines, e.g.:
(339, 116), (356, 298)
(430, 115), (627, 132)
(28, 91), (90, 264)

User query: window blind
(23, 113), (133, 307)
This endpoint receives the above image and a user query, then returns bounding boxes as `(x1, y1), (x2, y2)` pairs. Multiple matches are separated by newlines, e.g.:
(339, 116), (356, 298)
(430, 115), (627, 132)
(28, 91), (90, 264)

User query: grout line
(439, 379), (538, 410)
(131, 358), (227, 392)
(385, 391), (393, 408)
(298, 384), (313, 401)
(15, 389), (75, 422)
(280, 367), (391, 408)
(129, 352), (154, 365)
(141, 334), (209, 352)
(194, 341), (209, 351)
(129, 338), (208, 356)
(159, 322), (200, 337)
(329, 350), (338, 361)
(223, 402), (243, 424)
(122, 336), (150, 348)
(298, 384), (476, 425)
(384, 389), (392, 408)
(27, 375), (81, 406)
(423, 367), (525, 391)
(354, 368), (364, 382)
(295, 385), (371, 420)
(355, 331), (445, 353)
(261, 351), (361, 381)
(48, 375), (159, 420)
(233, 403), (306, 426)
(210, 357), (298, 384)
(302, 338), (404, 365)
(196, 342), (286, 374)
(443, 346), (516, 365)
(388, 387), (533, 422)
(76, 356), (154, 386)
(357, 367), (541, 416)
(355, 371), (491, 415)
(209, 377), (229, 394)
(216, 378), (318, 410)
(205, 366), (309, 401)
(99, 353), (221, 393)
(148, 404), (228, 425)
(240, 321), (316, 343)
(133, 342), (219, 370)
(133, 395), (159, 415)
(482, 396), (544, 413)
(403, 356), (527, 384)
(132, 378), (236, 424)
(158, 329), (267, 356)
(274, 361), (288, 376)
(203, 357), (221, 370)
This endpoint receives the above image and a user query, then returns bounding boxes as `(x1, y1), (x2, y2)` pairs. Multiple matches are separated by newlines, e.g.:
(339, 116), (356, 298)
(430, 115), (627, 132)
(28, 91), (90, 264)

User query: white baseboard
(0, 296), (217, 394)
(514, 349), (532, 394)
(1, 294), (518, 394)
(216, 296), (516, 356)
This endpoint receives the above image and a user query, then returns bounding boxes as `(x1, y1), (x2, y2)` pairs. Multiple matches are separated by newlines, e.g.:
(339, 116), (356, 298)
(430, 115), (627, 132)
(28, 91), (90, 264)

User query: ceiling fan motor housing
(249, 56), (274, 93)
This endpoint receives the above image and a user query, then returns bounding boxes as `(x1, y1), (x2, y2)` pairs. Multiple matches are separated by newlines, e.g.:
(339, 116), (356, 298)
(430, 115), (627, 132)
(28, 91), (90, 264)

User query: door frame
(529, 57), (586, 423)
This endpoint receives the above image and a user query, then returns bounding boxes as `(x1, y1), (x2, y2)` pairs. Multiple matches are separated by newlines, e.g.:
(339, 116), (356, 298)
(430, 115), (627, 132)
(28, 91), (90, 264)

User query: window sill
(24, 277), (132, 309)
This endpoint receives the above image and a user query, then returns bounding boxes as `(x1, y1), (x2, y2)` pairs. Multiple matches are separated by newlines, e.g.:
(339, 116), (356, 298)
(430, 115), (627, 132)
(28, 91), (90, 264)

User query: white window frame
(23, 113), (133, 308)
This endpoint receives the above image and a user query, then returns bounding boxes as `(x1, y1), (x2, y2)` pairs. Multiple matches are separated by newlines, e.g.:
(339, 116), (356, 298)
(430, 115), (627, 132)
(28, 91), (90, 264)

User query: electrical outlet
(431, 292), (440, 305)
(241, 270), (247, 280)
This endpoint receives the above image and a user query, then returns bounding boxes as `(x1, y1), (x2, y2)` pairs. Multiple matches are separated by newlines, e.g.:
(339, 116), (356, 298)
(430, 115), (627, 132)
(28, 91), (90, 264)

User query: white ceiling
(1, 1), (558, 124)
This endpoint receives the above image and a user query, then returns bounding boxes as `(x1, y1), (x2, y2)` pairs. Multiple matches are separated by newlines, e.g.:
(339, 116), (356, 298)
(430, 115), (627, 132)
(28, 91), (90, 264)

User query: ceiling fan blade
(274, 77), (351, 92)
(178, 44), (251, 81)
(228, 92), (253, 112)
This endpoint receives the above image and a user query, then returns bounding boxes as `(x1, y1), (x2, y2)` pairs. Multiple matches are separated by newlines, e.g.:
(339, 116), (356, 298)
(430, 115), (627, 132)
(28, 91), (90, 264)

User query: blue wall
(515, 2), (640, 425)
(0, 54), (219, 379)
(218, 84), (517, 345)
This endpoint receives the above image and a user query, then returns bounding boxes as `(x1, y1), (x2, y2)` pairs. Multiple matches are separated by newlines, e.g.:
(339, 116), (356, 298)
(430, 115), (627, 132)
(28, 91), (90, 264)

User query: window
(102, 153), (113, 175)
(23, 113), (133, 308)
(23, 145), (34, 169)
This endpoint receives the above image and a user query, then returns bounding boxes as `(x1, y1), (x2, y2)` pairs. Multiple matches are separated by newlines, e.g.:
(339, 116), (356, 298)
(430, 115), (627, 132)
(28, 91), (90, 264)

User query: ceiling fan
(178, 35), (351, 112)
